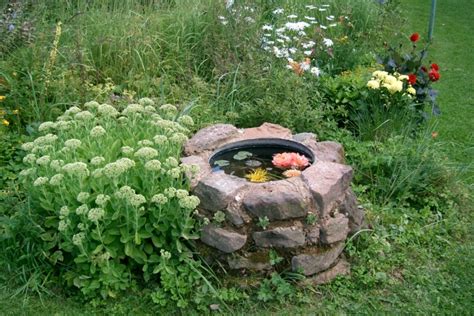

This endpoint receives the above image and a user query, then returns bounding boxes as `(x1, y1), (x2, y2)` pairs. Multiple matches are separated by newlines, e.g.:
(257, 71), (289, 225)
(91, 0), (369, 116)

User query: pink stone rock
(320, 213), (350, 244)
(304, 259), (350, 285)
(242, 177), (314, 220)
(310, 141), (345, 164)
(184, 124), (239, 155)
(253, 225), (305, 248)
(194, 173), (248, 211)
(201, 225), (247, 253)
(301, 161), (353, 217)
(291, 242), (345, 276)
(236, 122), (293, 141)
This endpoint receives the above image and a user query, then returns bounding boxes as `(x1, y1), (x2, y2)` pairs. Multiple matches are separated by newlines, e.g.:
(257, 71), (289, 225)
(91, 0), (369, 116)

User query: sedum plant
(19, 98), (202, 299)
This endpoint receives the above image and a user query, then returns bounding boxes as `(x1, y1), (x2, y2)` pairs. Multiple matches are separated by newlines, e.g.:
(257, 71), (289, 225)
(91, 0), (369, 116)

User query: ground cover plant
(1, 0), (472, 314)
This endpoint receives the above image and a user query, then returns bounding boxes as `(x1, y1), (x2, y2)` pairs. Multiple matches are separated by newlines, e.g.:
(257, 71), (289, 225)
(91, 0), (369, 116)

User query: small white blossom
(90, 126), (106, 137)
(262, 24), (273, 31)
(33, 177), (49, 186)
(64, 106), (81, 116)
(164, 187), (177, 198)
(19, 168), (36, 177)
(72, 232), (86, 246)
(177, 115), (194, 127)
(176, 189), (189, 199)
(129, 194), (146, 207)
(95, 194), (110, 206)
(59, 206), (70, 218)
(139, 97), (155, 106)
(97, 103), (119, 117)
(38, 121), (56, 132)
(178, 195), (200, 209)
(167, 167), (181, 179)
(145, 159), (162, 172)
(90, 156), (105, 166)
(64, 139), (82, 149)
(134, 147), (158, 160)
(62, 162), (89, 177)
(285, 21), (310, 31)
(50, 159), (64, 172)
(49, 173), (64, 186)
(311, 67), (321, 76)
(21, 142), (35, 151)
(77, 192), (90, 203)
(323, 38), (334, 47)
(287, 14), (298, 19)
(159, 104), (178, 113)
(88, 207), (105, 222)
(36, 155), (51, 166)
(151, 193), (168, 205)
(58, 219), (69, 231)
(138, 140), (154, 147)
(165, 157), (179, 168)
(121, 146), (134, 155)
(74, 111), (94, 121)
(169, 133), (188, 145)
(122, 103), (144, 116)
(84, 101), (100, 110)
(34, 134), (58, 146)
(273, 8), (284, 14)
(23, 153), (37, 164)
(76, 204), (89, 215)
(56, 121), (73, 131)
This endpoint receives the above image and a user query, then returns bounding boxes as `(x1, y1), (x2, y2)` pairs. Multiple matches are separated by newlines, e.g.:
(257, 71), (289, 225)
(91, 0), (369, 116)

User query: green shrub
(17, 98), (202, 299)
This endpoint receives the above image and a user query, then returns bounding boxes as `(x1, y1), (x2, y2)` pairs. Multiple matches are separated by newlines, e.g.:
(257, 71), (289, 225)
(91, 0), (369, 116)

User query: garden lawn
(1, 1), (473, 314)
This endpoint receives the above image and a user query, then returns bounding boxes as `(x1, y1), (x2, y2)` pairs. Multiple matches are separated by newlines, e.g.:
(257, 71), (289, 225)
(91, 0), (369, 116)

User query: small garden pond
(209, 138), (315, 182)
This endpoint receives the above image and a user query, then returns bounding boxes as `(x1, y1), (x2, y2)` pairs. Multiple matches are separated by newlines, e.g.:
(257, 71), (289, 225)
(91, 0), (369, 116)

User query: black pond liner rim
(209, 138), (315, 167)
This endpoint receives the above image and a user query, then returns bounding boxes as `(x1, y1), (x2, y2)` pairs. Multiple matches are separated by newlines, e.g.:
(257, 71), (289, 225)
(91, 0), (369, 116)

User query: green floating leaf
(214, 159), (230, 167)
(233, 151), (253, 160)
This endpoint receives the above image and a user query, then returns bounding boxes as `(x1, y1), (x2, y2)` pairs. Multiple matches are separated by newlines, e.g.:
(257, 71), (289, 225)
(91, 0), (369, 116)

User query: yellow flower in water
(0, 96), (5, 101)
(245, 168), (270, 183)
(2, 119), (9, 126)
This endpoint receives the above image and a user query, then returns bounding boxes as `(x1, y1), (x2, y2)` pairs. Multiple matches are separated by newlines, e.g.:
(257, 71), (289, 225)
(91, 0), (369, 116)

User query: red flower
(429, 70), (440, 82)
(408, 74), (417, 85)
(421, 66), (428, 73)
(431, 63), (439, 71)
(410, 32), (420, 42)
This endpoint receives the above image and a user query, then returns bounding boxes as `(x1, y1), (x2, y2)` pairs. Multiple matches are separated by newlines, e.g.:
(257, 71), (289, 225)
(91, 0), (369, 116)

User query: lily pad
(245, 159), (262, 167)
(214, 160), (230, 167)
(233, 151), (253, 161)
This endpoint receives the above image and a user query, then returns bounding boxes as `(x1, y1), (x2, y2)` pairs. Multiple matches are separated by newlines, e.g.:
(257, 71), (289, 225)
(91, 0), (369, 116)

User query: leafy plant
(17, 98), (203, 299)
(306, 212), (317, 225)
(213, 211), (226, 225)
(257, 216), (270, 230)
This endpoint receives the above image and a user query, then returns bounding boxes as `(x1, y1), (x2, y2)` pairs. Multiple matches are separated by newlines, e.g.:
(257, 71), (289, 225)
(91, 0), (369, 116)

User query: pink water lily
(272, 152), (310, 170)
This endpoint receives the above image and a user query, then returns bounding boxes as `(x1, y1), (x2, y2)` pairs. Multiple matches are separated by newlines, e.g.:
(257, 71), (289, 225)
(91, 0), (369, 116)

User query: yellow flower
(245, 168), (270, 183)
(2, 119), (9, 126)
(406, 85), (416, 95)
(12, 109), (19, 114)
(0, 96), (5, 101)
(367, 79), (380, 89)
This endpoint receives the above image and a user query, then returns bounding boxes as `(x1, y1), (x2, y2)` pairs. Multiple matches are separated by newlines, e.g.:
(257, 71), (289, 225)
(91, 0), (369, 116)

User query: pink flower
(272, 152), (310, 170)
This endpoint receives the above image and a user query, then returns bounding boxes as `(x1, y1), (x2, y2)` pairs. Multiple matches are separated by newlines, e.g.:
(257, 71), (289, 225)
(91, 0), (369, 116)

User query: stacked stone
(182, 123), (364, 283)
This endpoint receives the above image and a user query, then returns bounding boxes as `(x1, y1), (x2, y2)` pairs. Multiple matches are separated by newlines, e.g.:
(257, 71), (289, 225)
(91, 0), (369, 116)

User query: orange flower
(288, 58), (311, 76)
(431, 131), (439, 139)
(283, 169), (302, 178)
(272, 152), (310, 170)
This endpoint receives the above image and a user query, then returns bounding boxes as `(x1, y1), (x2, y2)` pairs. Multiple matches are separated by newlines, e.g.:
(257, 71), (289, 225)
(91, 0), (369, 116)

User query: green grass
(400, 0), (474, 185)
(1, 0), (473, 314)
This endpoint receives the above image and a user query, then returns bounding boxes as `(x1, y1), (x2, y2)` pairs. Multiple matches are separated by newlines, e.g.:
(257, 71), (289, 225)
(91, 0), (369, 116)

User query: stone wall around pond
(181, 122), (365, 283)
